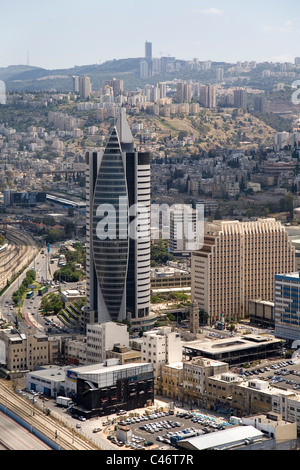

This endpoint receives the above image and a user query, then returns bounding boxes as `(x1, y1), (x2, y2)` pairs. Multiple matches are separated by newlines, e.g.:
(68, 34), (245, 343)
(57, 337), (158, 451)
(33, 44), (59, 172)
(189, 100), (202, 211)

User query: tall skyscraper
(84, 109), (152, 331)
(191, 219), (295, 325)
(145, 41), (152, 60)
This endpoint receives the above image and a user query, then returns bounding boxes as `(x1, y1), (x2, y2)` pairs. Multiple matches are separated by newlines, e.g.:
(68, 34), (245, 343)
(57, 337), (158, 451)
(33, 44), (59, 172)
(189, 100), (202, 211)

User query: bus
(38, 286), (47, 296)
(26, 291), (34, 299)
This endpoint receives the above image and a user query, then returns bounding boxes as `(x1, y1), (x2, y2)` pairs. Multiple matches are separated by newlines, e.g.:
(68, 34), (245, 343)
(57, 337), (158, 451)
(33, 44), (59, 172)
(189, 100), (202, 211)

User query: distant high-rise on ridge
(84, 109), (155, 331)
(79, 76), (91, 99)
(145, 41), (152, 60)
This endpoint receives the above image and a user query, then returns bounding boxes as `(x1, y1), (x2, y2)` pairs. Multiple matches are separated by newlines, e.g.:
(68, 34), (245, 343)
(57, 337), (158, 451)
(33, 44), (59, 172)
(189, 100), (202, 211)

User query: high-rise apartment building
(72, 75), (80, 93)
(140, 60), (150, 79)
(104, 78), (124, 96)
(191, 219), (295, 325)
(199, 84), (216, 108)
(254, 96), (268, 113)
(176, 81), (192, 103)
(0, 81), (6, 105)
(216, 68), (224, 82)
(234, 88), (247, 108)
(79, 76), (92, 99)
(158, 82), (167, 99)
(169, 204), (200, 255)
(84, 109), (153, 331)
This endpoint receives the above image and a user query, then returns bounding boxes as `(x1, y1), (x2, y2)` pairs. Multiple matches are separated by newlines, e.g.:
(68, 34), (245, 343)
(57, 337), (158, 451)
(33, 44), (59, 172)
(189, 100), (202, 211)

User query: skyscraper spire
(116, 108), (134, 145)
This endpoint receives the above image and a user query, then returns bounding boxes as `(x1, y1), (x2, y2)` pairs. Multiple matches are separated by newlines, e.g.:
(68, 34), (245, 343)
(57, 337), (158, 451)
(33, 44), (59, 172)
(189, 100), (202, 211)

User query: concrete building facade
(191, 219), (295, 324)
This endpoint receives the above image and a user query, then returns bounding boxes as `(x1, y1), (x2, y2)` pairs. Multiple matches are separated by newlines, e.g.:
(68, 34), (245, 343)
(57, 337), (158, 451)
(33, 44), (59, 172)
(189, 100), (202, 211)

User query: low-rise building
(161, 362), (183, 401)
(248, 299), (274, 328)
(182, 334), (282, 367)
(206, 371), (244, 413)
(242, 412), (297, 446)
(0, 328), (53, 376)
(106, 345), (141, 365)
(182, 357), (229, 408)
(68, 361), (154, 418)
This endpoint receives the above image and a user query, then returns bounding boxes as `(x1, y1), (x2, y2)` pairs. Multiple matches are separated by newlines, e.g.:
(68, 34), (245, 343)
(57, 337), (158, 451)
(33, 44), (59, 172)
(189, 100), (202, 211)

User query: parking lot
(106, 409), (232, 450)
(240, 358), (300, 390)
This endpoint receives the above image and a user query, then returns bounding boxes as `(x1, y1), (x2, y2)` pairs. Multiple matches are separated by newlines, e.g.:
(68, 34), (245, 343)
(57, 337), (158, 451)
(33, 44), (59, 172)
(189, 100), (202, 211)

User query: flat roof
(183, 334), (280, 355)
(27, 366), (69, 383)
(275, 272), (300, 280)
(70, 362), (152, 376)
(178, 425), (264, 450)
(162, 362), (183, 370)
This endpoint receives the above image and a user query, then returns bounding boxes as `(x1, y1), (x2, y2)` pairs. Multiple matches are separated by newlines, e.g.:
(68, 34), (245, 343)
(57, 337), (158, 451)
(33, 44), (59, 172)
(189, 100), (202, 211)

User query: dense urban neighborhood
(1, 24), (300, 454)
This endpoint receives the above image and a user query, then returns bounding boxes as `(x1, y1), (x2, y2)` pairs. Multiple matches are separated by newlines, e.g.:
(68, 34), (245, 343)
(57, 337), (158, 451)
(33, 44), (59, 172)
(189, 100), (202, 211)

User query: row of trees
(12, 269), (36, 306)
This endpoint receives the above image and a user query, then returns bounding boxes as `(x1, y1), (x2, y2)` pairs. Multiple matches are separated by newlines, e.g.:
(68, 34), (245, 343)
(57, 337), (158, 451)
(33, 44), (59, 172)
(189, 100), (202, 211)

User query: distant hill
(0, 59), (235, 92)
(0, 59), (143, 92)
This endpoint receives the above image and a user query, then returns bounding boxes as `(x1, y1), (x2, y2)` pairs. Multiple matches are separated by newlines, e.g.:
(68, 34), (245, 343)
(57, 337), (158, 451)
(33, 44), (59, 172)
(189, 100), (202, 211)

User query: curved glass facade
(92, 128), (129, 321)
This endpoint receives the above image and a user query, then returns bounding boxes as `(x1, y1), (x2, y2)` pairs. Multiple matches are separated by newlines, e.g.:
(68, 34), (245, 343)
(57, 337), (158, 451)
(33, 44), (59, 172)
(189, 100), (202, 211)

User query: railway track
(0, 228), (39, 291)
(0, 381), (99, 450)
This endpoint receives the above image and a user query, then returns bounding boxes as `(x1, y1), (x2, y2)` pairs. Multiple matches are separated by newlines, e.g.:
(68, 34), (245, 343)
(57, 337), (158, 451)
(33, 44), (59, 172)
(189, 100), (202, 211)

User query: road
(0, 380), (99, 450)
(0, 410), (52, 450)
(0, 240), (84, 334)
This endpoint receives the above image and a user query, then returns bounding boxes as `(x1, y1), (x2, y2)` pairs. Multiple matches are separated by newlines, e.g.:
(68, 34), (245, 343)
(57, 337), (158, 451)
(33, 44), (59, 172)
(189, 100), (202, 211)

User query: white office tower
(84, 109), (153, 331)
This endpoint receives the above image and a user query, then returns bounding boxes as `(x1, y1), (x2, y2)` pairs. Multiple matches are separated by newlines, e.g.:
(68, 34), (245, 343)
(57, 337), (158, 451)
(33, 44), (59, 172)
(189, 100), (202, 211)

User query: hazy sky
(1, 0), (300, 69)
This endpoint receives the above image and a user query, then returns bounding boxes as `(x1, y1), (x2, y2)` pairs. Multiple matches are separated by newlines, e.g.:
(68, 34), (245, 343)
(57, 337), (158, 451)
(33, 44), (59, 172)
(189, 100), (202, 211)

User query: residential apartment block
(141, 327), (182, 392)
(0, 329), (61, 374)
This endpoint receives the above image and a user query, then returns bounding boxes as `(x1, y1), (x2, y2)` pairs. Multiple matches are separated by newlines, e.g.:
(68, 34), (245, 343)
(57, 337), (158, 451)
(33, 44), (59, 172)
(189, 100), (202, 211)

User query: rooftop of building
(27, 365), (69, 383)
(177, 425), (264, 451)
(69, 361), (152, 377)
(275, 271), (300, 280)
(183, 334), (281, 355)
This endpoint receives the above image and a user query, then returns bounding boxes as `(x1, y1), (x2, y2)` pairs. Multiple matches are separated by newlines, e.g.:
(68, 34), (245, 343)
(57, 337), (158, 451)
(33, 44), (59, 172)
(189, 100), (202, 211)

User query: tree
(65, 221), (76, 237)
(280, 194), (294, 218)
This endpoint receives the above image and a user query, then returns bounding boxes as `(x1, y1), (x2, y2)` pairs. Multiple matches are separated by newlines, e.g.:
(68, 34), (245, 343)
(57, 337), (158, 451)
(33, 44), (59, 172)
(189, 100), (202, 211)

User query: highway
(0, 381), (99, 450)
(0, 410), (52, 450)
(0, 238), (83, 333)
